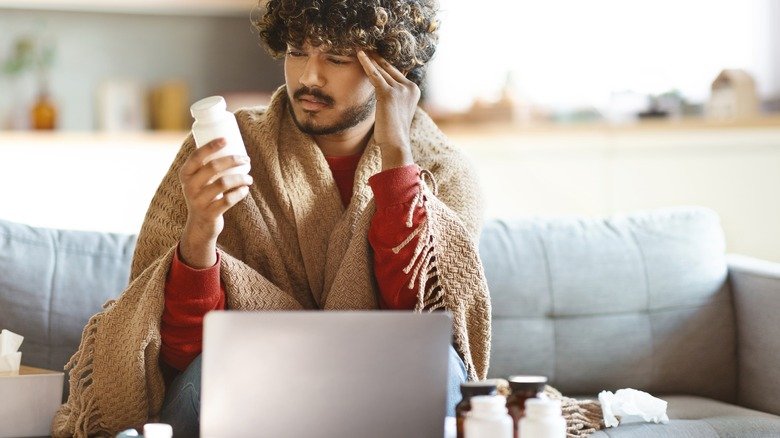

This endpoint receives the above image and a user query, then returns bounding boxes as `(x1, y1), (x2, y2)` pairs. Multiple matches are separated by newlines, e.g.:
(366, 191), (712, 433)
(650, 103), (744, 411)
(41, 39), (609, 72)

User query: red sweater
(160, 154), (427, 371)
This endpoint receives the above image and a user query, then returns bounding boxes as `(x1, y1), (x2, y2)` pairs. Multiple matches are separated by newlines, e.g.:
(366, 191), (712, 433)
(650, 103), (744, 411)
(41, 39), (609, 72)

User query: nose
(299, 58), (326, 88)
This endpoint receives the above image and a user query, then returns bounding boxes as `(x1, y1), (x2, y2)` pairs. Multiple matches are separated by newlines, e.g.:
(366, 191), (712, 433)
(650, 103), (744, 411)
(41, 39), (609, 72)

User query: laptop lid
(201, 311), (451, 438)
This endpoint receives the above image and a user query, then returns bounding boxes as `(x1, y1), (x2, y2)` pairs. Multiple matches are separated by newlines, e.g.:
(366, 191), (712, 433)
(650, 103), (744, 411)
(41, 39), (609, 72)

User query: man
(53, 1), (491, 437)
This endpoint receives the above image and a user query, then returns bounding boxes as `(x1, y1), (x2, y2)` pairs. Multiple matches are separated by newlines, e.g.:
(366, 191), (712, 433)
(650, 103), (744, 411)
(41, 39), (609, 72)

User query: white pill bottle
(143, 423), (172, 438)
(190, 95), (250, 176)
(464, 395), (513, 438)
(518, 398), (566, 438)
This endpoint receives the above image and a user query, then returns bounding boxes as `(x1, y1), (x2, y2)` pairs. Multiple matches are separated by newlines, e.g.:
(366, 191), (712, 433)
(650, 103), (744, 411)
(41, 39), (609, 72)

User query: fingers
(369, 57), (395, 84)
(373, 56), (409, 84)
(192, 173), (254, 209)
(358, 50), (419, 100)
(180, 140), (253, 224)
(188, 154), (250, 191)
(207, 185), (251, 217)
(357, 50), (389, 90)
(180, 137), (227, 178)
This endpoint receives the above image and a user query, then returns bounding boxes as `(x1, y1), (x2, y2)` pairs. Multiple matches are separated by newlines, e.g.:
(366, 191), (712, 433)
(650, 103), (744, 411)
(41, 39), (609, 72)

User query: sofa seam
(725, 273), (741, 405)
(627, 224), (655, 389)
(46, 230), (59, 370)
(536, 226), (557, 384)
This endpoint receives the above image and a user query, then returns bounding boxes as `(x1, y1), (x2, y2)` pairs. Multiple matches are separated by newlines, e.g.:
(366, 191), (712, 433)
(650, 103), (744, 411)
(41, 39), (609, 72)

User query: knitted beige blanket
(52, 87), (492, 437)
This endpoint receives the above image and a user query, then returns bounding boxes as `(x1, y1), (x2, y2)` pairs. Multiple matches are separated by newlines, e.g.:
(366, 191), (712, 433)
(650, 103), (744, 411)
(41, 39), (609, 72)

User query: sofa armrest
(728, 254), (780, 416)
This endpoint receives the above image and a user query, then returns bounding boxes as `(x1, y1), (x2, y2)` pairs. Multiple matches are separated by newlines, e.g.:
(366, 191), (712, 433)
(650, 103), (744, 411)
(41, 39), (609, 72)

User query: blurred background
(1, 0), (779, 261)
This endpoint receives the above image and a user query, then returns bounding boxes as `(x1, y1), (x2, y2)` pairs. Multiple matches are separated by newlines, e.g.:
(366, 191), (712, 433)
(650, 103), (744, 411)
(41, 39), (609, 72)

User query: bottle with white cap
(143, 423), (172, 438)
(464, 395), (513, 438)
(518, 398), (566, 438)
(190, 95), (250, 176)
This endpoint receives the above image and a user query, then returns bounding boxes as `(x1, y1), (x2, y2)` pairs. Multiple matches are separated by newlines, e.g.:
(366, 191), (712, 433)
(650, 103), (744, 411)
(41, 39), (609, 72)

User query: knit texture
(52, 86), (492, 437)
(544, 386), (605, 437)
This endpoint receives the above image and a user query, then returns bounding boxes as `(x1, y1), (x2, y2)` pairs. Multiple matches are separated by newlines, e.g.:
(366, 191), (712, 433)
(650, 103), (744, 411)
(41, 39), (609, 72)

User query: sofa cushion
(588, 396), (780, 437)
(479, 207), (737, 402)
(0, 218), (136, 374)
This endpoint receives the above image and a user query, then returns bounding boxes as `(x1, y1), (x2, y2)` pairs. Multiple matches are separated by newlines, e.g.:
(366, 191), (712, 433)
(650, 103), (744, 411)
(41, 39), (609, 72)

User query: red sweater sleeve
(161, 247), (225, 371)
(368, 164), (427, 310)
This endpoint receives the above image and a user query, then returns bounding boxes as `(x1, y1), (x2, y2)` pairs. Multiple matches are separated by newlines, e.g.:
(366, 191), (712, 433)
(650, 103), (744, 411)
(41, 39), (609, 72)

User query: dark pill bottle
(456, 381), (499, 438)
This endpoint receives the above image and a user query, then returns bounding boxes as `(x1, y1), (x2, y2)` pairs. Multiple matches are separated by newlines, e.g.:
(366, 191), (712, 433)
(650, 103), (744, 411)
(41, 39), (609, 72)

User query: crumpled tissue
(598, 388), (670, 428)
(0, 329), (24, 374)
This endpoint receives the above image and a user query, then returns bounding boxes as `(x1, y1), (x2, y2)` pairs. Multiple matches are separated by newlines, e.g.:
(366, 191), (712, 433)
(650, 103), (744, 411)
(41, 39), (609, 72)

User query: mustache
(293, 87), (335, 106)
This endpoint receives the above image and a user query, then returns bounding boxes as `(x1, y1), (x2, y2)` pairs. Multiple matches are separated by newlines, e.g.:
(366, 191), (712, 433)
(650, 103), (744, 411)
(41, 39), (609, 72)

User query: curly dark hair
(252, 0), (440, 86)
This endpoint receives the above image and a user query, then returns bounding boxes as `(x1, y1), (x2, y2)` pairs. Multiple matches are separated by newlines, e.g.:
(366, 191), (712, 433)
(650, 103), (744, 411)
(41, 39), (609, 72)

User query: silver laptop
(201, 311), (451, 438)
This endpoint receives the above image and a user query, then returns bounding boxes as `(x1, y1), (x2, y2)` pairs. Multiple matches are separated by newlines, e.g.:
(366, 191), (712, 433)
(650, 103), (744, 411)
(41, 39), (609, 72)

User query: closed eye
(328, 57), (351, 65)
(286, 51), (306, 58)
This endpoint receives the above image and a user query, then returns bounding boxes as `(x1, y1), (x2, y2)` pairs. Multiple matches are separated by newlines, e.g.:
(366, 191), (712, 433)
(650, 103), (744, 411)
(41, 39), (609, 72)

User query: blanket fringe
(53, 311), (107, 437)
(390, 170), (446, 313)
(543, 386), (604, 438)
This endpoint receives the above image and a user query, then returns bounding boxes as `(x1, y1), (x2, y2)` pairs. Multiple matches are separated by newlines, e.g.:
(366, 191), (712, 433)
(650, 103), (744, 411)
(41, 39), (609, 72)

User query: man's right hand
(178, 138), (253, 268)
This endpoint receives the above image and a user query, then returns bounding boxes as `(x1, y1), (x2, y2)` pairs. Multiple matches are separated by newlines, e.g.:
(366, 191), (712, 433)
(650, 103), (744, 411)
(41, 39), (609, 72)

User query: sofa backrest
(479, 206), (736, 402)
(2, 207), (738, 403)
(0, 219), (136, 376)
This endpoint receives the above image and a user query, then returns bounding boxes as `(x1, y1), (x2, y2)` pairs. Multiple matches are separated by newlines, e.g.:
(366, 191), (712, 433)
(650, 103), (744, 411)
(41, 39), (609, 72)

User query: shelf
(3, 114), (779, 144)
(0, 130), (188, 144)
(0, 0), (258, 17)
(435, 114), (780, 136)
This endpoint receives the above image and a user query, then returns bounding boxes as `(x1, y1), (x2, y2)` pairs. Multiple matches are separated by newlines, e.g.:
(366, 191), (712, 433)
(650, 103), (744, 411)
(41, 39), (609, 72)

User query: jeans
(160, 346), (467, 437)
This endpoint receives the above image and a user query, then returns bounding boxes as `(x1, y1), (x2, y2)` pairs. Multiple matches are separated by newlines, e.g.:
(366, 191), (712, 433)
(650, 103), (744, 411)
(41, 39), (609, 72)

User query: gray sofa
(2, 206), (779, 437)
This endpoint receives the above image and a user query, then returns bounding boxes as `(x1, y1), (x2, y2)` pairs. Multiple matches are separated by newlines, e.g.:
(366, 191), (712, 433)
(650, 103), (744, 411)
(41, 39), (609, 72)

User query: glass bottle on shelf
(31, 81), (57, 130)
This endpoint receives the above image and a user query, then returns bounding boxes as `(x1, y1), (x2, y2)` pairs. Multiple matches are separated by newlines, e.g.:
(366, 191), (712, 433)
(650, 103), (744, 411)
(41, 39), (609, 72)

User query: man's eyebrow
(285, 44), (355, 57)
(327, 49), (357, 57)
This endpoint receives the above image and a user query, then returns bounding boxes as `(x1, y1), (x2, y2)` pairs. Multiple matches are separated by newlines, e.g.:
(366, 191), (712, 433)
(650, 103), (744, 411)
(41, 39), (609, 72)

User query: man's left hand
(357, 50), (419, 170)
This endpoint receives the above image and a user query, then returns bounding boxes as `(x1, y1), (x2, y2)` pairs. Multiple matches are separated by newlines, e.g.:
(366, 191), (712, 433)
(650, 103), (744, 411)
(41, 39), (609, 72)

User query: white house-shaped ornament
(706, 69), (760, 120)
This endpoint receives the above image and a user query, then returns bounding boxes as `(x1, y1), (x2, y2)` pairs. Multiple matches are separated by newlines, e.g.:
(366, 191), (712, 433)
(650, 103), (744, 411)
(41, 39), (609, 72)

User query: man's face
(284, 42), (376, 136)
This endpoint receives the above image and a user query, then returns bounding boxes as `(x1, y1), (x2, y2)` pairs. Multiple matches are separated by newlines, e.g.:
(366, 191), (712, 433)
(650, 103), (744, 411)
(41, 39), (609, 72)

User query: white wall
(0, 132), (182, 233)
(450, 124), (780, 263)
(766, 1), (780, 98)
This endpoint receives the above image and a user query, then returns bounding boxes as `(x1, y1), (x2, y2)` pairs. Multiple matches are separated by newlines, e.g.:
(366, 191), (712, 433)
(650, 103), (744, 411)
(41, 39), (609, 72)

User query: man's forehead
(287, 41), (358, 56)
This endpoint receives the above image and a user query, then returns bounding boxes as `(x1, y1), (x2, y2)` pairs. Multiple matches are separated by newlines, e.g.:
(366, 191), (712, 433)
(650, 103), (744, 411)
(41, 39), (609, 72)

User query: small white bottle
(518, 398), (566, 438)
(190, 95), (250, 176)
(464, 395), (513, 438)
(143, 423), (172, 438)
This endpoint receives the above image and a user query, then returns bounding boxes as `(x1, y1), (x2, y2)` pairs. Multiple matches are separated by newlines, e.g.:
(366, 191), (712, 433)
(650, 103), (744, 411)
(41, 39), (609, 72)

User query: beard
(287, 86), (376, 136)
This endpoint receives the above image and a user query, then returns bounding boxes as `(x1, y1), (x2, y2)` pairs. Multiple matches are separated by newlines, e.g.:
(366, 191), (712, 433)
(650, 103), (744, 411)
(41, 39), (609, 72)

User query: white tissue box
(0, 365), (64, 438)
